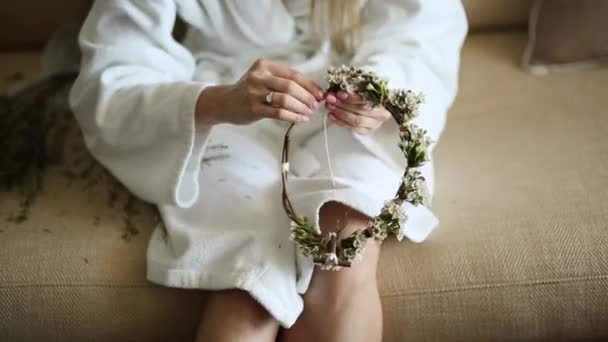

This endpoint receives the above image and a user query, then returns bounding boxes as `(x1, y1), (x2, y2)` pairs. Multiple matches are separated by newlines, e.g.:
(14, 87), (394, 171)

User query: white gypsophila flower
(386, 201), (407, 225)
(327, 65), (387, 96)
(346, 250), (363, 264)
(301, 245), (319, 258)
(340, 232), (367, 264)
(400, 168), (431, 206)
(399, 123), (432, 167)
(412, 178), (430, 205)
(340, 81), (355, 93)
(371, 217), (388, 241)
(389, 89), (424, 122)
(375, 200), (407, 240)
(391, 202), (407, 241)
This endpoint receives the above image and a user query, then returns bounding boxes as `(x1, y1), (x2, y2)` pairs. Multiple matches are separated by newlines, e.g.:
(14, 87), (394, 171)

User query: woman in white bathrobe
(70, 0), (467, 341)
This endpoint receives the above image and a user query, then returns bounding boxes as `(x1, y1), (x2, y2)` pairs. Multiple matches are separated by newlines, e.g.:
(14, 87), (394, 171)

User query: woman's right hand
(196, 59), (325, 126)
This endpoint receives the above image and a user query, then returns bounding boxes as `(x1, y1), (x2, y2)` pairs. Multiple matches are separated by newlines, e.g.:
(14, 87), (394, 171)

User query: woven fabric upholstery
(1, 31), (608, 341)
(462, 0), (533, 31)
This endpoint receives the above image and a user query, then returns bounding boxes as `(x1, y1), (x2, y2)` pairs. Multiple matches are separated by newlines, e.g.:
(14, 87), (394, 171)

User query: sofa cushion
(383, 31), (608, 341)
(0, 0), (532, 48)
(462, 0), (533, 31)
(523, 0), (608, 73)
(2, 30), (608, 341)
(0, 2), (91, 48)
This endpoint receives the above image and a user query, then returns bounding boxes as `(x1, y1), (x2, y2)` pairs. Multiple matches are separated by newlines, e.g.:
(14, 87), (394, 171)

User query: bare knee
(205, 289), (273, 326)
(196, 290), (279, 342)
(318, 201), (381, 276)
(280, 203), (383, 342)
(311, 202), (381, 309)
(197, 289), (279, 342)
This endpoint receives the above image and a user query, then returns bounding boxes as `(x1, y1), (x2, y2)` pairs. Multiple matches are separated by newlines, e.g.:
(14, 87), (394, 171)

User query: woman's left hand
(325, 91), (392, 134)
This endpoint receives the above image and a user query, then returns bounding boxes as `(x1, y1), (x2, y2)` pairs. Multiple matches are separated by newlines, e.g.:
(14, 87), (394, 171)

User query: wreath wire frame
(281, 65), (433, 271)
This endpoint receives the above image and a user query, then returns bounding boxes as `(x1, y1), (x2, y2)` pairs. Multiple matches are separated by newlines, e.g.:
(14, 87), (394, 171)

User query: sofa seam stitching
(2, 274), (607, 296)
(382, 274), (608, 298)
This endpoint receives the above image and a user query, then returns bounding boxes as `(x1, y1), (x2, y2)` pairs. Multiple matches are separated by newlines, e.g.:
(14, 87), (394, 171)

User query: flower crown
(281, 65), (431, 270)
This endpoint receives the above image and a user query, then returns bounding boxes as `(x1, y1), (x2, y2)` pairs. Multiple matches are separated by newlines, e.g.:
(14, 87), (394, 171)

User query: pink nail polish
(338, 92), (348, 100)
(326, 95), (337, 104)
(327, 104), (336, 110)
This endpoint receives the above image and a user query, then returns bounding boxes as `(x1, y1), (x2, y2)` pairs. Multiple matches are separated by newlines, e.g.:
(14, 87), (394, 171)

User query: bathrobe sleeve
(69, 0), (212, 208)
(352, 0), (468, 141)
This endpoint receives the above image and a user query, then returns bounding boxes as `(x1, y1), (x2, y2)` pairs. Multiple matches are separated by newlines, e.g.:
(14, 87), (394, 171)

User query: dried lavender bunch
(0, 73), (153, 239)
(0, 73), (76, 222)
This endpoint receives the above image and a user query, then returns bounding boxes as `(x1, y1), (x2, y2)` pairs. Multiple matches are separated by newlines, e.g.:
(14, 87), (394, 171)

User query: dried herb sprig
(1, 74), (154, 239)
(1, 73), (77, 222)
(283, 65), (432, 270)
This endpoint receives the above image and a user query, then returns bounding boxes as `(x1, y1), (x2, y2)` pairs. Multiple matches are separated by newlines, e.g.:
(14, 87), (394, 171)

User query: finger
(335, 101), (388, 120)
(332, 102), (367, 117)
(327, 92), (368, 109)
(353, 127), (372, 135)
(255, 103), (310, 123)
(325, 92), (338, 105)
(269, 92), (314, 116)
(265, 75), (319, 110)
(266, 62), (325, 101)
(328, 101), (376, 119)
(329, 113), (374, 135)
(328, 105), (379, 129)
(328, 113), (350, 128)
(337, 91), (367, 105)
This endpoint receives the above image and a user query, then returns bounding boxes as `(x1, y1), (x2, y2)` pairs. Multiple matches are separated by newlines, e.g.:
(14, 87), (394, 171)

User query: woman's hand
(196, 59), (325, 126)
(325, 91), (392, 135)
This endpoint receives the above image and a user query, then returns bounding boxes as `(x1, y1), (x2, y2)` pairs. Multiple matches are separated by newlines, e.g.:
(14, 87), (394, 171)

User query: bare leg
(196, 289), (280, 342)
(279, 201), (383, 342)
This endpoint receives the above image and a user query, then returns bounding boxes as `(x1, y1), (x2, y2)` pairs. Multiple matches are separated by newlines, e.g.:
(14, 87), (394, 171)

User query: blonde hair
(310, 0), (361, 55)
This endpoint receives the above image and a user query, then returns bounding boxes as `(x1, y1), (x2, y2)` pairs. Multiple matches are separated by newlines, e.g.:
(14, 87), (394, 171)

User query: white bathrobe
(70, 0), (467, 327)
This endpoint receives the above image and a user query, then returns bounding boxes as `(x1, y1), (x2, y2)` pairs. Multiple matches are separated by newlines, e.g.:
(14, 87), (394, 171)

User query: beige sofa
(1, 1), (608, 341)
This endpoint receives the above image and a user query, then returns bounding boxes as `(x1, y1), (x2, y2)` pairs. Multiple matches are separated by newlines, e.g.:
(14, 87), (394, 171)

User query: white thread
(282, 162), (290, 173)
(324, 112), (336, 188)
(324, 253), (339, 267)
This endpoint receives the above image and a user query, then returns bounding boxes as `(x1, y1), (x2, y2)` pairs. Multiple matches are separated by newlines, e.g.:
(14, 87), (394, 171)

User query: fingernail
(326, 95), (337, 104)
(327, 104), (336, 110)
(312, 102), (319, 110)
(301, 116), (310, 122)
(338, 92), (349, 100)
(306, 108), (314, 115)
(328, 113), (336, 121)
(318, 91), (325, 100)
